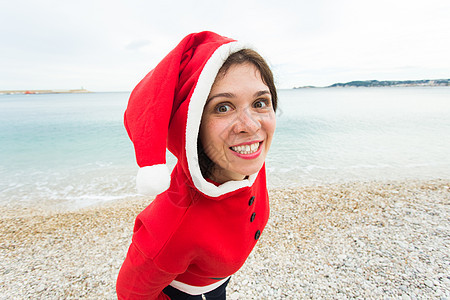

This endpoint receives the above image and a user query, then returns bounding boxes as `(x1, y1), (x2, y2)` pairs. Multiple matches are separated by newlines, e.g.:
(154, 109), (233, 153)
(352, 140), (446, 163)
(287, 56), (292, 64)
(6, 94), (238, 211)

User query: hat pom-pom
(136, 164), (171, 196)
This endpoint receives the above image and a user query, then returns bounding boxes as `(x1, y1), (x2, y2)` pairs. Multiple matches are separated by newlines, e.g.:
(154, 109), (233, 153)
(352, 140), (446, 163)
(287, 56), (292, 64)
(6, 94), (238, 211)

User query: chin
(233, 161), (264, 177)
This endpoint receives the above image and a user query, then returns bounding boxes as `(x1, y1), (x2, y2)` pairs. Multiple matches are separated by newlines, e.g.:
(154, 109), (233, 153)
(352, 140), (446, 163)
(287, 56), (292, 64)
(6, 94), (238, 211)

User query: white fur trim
(186, 41), (259, 197)
(136, 164), (171, 196)
(169, 277), (230, 295)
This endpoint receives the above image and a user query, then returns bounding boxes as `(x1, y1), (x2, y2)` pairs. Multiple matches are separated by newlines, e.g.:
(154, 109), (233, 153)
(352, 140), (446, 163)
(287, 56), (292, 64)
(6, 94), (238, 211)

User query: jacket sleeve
(116, 242), (177, 300)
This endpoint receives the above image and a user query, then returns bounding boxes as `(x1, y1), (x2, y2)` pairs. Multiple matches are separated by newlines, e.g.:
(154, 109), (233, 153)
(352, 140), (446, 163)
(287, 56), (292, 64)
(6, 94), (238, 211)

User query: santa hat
(125, 31), (259, 197)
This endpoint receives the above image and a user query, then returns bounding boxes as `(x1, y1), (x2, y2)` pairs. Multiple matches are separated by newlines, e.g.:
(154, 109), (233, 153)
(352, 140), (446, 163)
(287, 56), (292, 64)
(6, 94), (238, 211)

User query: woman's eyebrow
(207, 92), (235, 103)
(254, 90), (271, 97)
(206, 90), (271, 103)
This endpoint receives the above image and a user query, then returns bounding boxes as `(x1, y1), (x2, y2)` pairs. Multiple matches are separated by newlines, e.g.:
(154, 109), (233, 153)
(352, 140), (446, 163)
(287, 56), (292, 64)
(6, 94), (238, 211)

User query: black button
(248, 196), (255, 206)
(255, 230), (261, 240)
(250, 212), (256, 222)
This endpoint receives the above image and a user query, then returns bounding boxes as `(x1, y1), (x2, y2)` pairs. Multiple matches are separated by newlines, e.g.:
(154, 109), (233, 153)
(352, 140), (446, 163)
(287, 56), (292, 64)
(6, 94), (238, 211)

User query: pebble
(1, 179), (449, 299)
(424, 279), (434, 288)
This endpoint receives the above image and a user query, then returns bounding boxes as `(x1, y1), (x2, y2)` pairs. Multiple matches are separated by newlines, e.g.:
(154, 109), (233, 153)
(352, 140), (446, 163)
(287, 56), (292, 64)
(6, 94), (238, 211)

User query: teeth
(231, 142), (260, 155)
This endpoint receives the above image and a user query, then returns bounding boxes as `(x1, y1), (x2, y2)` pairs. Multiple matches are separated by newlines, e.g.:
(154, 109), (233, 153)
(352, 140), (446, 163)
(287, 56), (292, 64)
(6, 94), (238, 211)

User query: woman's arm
(116, 242), (177, 300)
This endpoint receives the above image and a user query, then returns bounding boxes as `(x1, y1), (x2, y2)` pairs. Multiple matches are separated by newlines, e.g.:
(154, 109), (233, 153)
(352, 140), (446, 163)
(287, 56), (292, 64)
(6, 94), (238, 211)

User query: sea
(1, 87), (449, 210)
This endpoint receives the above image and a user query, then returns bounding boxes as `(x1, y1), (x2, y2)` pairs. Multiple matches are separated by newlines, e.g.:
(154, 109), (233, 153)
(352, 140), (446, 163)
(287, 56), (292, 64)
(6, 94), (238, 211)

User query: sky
(1, 0), (449, 91)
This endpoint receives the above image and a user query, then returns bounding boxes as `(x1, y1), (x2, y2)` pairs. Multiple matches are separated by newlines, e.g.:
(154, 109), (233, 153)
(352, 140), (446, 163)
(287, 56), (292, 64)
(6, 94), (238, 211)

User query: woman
(117, 31), (277, 299)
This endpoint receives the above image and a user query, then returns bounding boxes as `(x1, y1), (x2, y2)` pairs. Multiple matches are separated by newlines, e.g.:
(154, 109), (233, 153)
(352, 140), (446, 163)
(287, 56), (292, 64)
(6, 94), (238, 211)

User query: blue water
(1, 88), (449, 209)
(269, 87), (450, 186)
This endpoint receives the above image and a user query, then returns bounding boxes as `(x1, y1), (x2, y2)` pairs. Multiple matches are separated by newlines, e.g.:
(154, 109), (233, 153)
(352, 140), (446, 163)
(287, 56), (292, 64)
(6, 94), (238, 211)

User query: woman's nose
(233, 109), (261, 134)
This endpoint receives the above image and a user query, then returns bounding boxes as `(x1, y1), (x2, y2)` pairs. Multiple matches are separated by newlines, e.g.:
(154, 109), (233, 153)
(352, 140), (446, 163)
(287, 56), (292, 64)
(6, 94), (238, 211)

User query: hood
(124, 31), (260, 198)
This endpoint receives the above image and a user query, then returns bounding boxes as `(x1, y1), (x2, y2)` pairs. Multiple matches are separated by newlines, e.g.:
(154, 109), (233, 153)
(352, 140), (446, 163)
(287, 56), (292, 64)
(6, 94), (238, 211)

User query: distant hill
(294, 79), (450, 89)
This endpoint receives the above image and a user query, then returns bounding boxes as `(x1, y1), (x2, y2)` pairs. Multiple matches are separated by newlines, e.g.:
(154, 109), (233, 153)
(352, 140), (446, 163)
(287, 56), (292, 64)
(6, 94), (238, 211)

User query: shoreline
(1, 179), (449, 298)
(0, 89), (91, 95)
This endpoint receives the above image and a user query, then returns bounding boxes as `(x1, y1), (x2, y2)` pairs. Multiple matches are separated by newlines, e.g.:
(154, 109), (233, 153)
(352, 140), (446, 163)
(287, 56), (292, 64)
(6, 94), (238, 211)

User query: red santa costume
(116, 31), (271, 299)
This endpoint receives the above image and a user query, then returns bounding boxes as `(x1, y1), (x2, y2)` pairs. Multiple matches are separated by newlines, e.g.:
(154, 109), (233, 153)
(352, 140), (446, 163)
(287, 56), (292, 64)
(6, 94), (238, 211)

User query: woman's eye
(254, 99), (268, 109)
(215, 104), (232, 113)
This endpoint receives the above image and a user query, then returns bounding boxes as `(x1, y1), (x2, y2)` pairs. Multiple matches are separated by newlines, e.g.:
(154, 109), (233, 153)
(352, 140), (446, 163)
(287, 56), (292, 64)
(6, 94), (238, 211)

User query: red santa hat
(125, 31), (260, 197)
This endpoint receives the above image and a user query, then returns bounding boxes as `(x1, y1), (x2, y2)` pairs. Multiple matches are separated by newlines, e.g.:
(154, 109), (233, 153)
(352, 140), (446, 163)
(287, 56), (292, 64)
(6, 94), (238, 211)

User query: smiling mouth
(230, 142), (261, 155)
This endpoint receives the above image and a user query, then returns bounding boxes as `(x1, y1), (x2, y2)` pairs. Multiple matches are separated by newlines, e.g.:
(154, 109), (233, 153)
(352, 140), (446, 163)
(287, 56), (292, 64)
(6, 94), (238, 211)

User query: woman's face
(199, 63), (276, 183)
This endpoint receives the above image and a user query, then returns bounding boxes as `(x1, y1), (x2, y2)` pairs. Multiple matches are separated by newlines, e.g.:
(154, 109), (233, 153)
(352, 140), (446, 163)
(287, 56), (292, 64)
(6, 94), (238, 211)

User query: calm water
(1, 88), (449, 209)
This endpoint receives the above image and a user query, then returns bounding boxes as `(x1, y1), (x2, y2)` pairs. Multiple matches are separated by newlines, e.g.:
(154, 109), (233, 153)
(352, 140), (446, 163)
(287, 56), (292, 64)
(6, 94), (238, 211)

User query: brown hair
(198, 49), (277, 179)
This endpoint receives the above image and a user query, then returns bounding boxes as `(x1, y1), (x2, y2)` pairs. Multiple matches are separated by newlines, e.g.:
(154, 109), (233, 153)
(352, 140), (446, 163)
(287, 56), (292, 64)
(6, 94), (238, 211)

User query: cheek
(199, 119), (233, 167)
(263, 113), (276, 141)
(200, 119), (228, 152)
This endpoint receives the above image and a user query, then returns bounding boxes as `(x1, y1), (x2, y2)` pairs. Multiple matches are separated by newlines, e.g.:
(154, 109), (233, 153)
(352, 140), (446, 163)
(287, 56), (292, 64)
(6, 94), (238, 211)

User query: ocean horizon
(1, 87), (449, 210)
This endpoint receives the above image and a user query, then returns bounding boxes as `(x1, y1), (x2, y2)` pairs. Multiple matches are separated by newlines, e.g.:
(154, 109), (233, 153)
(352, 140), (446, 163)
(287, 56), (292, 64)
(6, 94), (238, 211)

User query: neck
(209, 168), (247, 184)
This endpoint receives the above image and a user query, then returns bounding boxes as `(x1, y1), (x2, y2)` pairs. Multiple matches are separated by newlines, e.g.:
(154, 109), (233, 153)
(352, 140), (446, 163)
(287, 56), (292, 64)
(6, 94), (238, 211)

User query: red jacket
(116, 163), (269, 299)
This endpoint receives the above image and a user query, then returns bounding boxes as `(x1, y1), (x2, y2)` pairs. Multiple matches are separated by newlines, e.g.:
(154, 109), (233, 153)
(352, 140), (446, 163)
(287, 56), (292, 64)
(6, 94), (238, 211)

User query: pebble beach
(1, 179), (449, 299)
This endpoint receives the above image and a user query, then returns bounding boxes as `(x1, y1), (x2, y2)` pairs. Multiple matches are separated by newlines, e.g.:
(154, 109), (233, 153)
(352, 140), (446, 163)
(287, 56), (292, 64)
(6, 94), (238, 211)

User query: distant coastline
(0, 88), (91, 95)
(294, 79), (450, 89)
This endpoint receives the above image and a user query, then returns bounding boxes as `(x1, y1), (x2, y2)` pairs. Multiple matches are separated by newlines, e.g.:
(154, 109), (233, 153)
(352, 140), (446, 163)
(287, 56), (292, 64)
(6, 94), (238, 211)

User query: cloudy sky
(1, 0), (449, 91)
